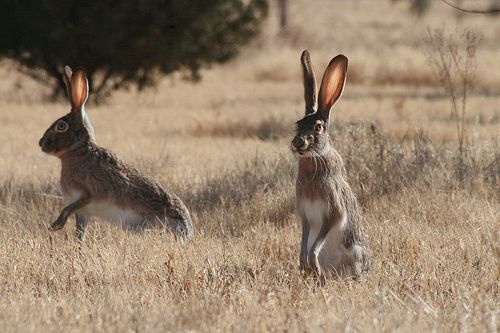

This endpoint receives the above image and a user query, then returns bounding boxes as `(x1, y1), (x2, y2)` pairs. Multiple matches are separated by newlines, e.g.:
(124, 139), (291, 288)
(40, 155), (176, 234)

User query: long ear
(317, 54), (348, 122)
(301, 50), (317, 115)
(70, 68), (89, 111)
(62, 66), (73, 99)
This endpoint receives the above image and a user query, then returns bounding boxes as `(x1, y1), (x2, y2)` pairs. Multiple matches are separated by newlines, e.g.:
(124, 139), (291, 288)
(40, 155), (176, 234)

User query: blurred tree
(440, 0), (500, 13)
(278, 0), (288, 34)
(391, 0), (432, 16)
(0, 0), (268, 101)
(392, 0), (500, 15)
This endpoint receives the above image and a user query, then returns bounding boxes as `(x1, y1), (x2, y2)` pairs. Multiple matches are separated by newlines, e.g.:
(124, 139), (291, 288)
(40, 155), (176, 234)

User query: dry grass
(0, 0), (499, 332)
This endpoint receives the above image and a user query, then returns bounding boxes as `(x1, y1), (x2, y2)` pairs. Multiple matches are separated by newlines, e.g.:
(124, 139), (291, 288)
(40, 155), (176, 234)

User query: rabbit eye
(314, 123), (323, 133)
(55, 120), (69, 133)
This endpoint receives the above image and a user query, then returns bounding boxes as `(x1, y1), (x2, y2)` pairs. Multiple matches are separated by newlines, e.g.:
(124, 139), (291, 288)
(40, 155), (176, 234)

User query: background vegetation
(0, 0), (498, 331)
(0, 0), (268, 100)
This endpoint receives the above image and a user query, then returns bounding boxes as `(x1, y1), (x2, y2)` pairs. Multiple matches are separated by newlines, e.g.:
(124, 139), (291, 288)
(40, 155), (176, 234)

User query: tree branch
(441, 0), (500, 14)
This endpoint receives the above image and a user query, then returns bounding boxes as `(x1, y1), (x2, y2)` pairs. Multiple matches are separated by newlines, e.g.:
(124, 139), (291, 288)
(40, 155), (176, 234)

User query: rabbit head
(39, 66), (95, 157)
(291, 50), (348, 157)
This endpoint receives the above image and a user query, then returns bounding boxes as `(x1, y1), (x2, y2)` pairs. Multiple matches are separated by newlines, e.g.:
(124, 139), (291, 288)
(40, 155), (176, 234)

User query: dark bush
(0, 0), (268, 100)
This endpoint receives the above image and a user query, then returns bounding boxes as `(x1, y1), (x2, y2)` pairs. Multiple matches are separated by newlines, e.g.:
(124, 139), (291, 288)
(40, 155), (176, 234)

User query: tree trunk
(278, 0), (288, 34)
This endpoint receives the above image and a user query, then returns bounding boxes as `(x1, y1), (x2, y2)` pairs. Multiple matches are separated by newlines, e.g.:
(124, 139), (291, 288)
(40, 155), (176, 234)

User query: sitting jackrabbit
(39, 66), (193, 241)
(291, 51), (371, 281)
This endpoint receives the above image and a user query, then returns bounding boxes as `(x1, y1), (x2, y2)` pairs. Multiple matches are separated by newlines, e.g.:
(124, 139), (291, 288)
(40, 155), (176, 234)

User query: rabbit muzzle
(39, 134), (59, 155)
(39, 137), (51, 152)
(291, 135), (313, 155)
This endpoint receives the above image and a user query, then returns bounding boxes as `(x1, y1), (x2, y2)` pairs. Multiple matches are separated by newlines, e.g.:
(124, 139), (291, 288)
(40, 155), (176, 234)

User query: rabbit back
(60, 143), (193, 238)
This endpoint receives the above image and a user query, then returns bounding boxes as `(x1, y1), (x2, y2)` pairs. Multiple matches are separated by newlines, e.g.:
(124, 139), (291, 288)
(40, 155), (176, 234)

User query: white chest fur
(299, 199), (347, 253)
(63, 190), (142, 227)
(300, 199), (328, 252)
(300, 199), (328, 229)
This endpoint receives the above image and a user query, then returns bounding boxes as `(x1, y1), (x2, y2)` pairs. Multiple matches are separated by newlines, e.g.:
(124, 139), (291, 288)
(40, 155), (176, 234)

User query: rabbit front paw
(300, 255), (309, 272)
(50, 219), (65, 231)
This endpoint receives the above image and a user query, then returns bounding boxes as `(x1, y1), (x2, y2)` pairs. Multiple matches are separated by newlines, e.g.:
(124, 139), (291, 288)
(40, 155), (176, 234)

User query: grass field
(0, 1), (498, 332)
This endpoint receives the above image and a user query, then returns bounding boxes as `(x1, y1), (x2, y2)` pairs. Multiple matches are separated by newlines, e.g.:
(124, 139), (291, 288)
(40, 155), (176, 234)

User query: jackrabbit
(39, 66), (193, 241)
(291, 51), (371, 281)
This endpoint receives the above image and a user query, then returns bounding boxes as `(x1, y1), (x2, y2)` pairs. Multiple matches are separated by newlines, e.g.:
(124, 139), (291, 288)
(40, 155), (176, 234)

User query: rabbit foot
(50, 219), (65, 231)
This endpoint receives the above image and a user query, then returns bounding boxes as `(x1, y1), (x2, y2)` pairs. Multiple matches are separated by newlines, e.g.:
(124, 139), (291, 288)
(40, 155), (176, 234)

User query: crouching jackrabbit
(292, 51), (371, 281)
(39, 66), (193, 241)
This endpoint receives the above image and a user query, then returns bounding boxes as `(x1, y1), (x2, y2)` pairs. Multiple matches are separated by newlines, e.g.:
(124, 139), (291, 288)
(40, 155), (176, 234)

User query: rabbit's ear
(301, 50), (317, 115)
(318, 55), (348, 122)
(62, 66), (73, 99)
(70, 68), (89, 111)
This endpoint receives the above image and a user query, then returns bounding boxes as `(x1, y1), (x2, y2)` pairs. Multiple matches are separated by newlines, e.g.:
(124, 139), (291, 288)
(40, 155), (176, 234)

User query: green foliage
(0, 0), (268, 100)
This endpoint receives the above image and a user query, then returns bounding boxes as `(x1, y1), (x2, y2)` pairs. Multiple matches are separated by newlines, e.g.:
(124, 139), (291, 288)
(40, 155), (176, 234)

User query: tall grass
(0, 1), (499, 331)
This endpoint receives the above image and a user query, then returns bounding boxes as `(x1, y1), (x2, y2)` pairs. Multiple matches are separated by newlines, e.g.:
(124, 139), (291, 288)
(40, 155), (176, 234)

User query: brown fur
(292, 51), (371, 280)
(297, 148), (367, 250)
(39, 66), (193, 240)
(301, 50), (318, 113)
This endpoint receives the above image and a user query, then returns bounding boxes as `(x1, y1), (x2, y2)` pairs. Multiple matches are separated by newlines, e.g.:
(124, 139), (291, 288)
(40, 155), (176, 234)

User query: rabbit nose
(292, 136), (305, 148)
(39, 137), (48, 147)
